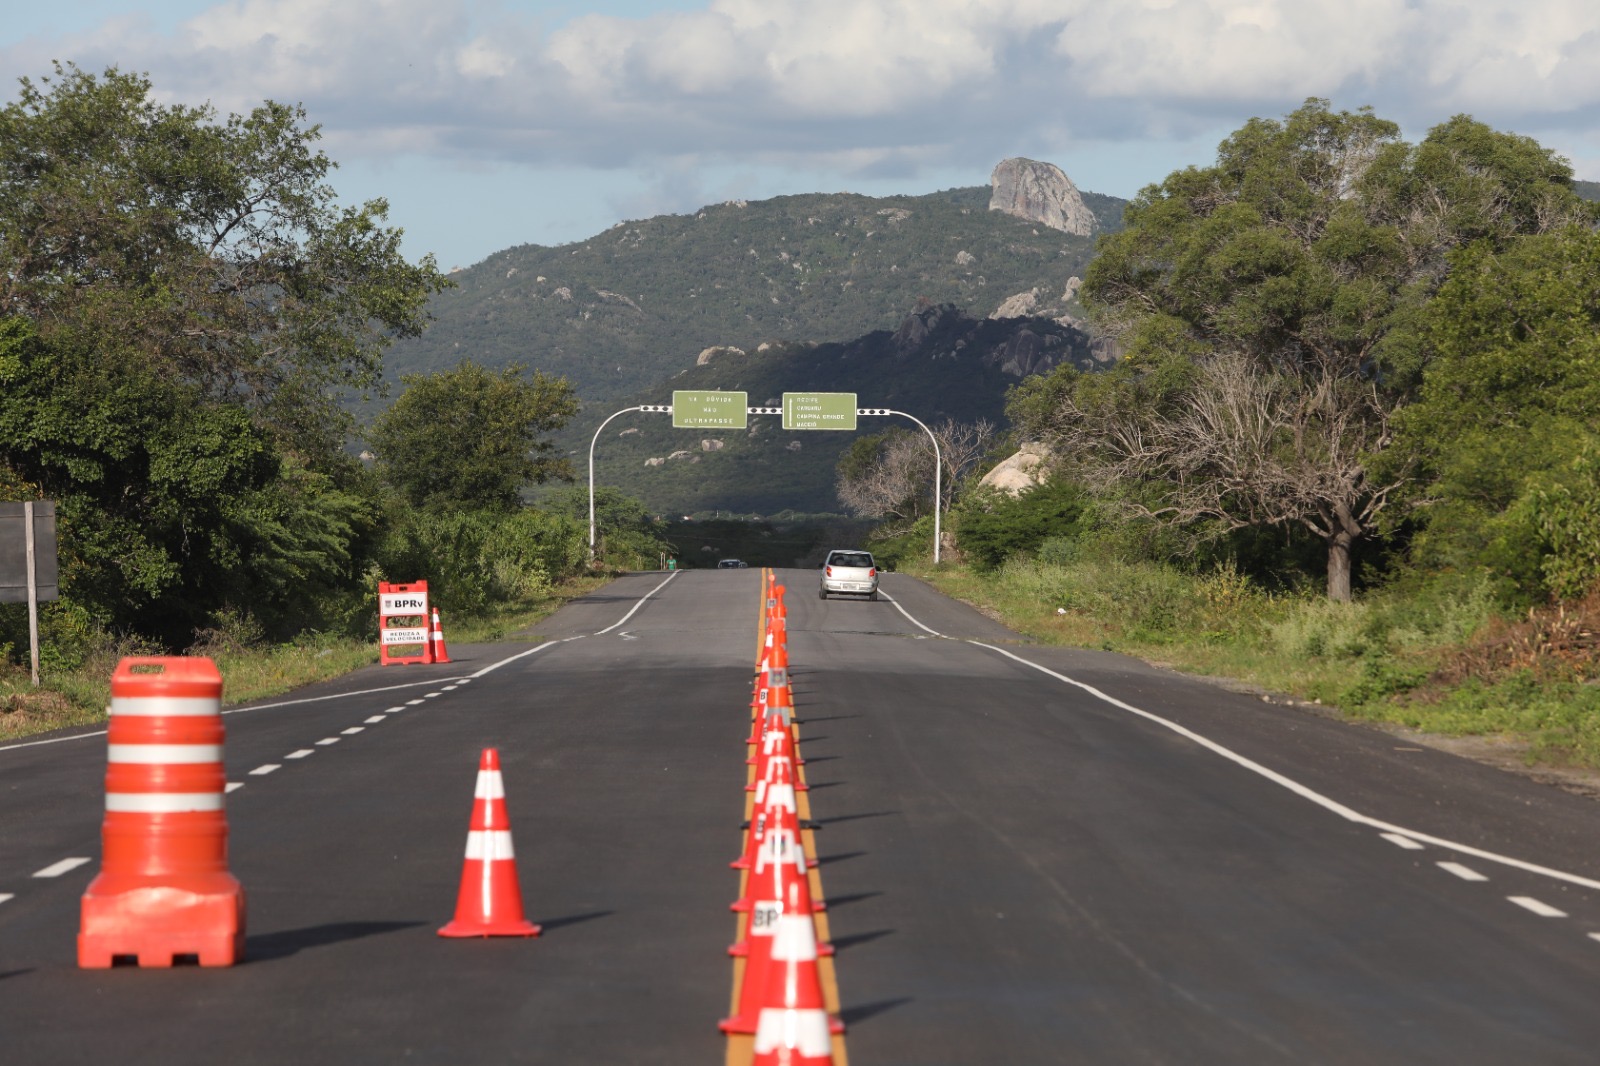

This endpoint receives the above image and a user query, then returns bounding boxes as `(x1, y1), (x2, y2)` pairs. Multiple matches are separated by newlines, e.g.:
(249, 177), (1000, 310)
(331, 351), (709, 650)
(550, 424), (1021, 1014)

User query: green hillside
(560, 303), (1110, 516)
(385, 184), (1125, 408)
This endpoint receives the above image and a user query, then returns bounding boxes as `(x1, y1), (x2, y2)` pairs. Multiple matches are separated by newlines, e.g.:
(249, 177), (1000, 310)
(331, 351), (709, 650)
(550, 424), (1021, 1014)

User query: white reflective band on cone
(464, 830), (516, 860)
(107, 744), (224, 764)
(473, 771), (506, 800)
(753, 1008), (832, 1056)
(109, 697), (220, 717)
(106, 792), (226, 813)
(763, 784), (797, 814)
(770, 913), (819, 961)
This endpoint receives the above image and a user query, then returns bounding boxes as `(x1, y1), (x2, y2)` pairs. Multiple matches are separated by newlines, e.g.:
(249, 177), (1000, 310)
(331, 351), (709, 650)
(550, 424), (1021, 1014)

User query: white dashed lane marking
(1439, 862), (1489, 882)
(1509, 896), (1568, 918)
(364, 715), (387, 724)
(406, 699), (426, 706)
(250, 764), (280, 776)
(0, 893), (14, 905)
(441, 685), (458, 691)
(341, 727), (365, 735)
(226, 782), (244, 792)
(33, 858), (91, 878)
(424, 692), (441, 698)
(1382, 833), (1426, 851)
(384, 706), (405, 713)
(286, 749), (314, 759)
(316, 738), (340, 746)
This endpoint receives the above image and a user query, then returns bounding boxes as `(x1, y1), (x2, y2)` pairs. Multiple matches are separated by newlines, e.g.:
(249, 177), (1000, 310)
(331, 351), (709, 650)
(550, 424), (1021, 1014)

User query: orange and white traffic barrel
(78, 656), (245, 968)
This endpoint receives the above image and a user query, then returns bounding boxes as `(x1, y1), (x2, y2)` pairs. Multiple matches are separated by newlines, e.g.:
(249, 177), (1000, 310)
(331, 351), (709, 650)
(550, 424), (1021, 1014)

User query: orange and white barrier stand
(751, 884), (843, 1065)
(439, 748), (540, 938)
(430, 606), (452, 664)
(379, 580), (434, 666)
(79, 657), (244, 968)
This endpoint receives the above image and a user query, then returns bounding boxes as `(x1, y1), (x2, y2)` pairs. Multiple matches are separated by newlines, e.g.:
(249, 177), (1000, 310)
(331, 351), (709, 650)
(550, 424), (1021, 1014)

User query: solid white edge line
(33, 857), (91, 878)
(1438, 862), (1489, 882)
(1508, 896), (1568, 917)
(966, 636), (1600, 893)
(593, 570), (682, 636)
(0, 577), (661, 755)
(877, 588), (1600, 896)
(877, 590), (946, 637)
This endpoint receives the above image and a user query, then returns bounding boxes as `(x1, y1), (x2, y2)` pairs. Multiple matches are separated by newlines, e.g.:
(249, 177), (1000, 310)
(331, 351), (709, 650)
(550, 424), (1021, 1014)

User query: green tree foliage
(956, 481), (1088, 570)
(1025, 99), (1594, 601)
(375, 507), (586, 616)
(542, 485), (672, 570)
(0, 64), (448, 458)
(368, 360), (579, 511)
(0, 65), (447, 646)
(1394, 227), (1600, 600)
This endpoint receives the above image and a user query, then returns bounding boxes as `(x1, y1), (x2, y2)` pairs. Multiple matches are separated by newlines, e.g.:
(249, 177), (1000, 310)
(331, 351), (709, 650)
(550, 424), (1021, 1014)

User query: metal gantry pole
(867, 409), (942, 565)
(589, 406), (645, 561)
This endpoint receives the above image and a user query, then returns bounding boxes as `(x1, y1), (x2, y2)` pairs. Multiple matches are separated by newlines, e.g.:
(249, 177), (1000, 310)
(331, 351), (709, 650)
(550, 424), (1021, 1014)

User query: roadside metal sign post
(1, 500), (59, 686)
(586, 390), (943, 566)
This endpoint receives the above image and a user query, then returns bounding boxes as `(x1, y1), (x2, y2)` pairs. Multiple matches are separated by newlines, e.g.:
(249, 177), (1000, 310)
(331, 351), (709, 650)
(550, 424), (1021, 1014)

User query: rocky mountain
(988, 157), (1098, 237)
(383, 176), (1125, 410)
(555, 301), (1113, 516)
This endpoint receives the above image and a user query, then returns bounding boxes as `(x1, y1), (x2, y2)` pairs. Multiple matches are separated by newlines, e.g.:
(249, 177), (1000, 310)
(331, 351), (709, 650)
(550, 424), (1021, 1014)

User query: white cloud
(6, 0), (1600, 180)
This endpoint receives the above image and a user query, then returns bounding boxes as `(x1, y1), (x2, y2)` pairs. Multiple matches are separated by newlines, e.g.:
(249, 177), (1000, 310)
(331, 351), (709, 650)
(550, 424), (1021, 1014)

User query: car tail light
(825, 566), (832, 576)
(868, 568), (876, 577)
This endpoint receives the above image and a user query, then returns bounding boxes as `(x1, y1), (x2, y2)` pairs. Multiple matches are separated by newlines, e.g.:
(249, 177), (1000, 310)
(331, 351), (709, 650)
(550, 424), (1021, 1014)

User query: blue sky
(6, 1), (1598, 271)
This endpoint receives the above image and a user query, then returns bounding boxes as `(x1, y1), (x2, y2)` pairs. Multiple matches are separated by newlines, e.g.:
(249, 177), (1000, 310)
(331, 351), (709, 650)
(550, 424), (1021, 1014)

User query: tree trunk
(1326, 532), (1354, 603)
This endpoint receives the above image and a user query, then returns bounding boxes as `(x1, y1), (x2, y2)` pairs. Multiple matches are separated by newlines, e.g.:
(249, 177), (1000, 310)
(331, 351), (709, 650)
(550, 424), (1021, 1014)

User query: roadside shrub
(376, 507), (586, 615)
(955, 480), (1087, 570)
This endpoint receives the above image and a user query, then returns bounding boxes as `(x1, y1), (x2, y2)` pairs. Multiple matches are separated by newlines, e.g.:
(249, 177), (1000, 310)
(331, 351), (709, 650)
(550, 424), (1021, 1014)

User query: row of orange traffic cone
(722, 572), (844, 1065)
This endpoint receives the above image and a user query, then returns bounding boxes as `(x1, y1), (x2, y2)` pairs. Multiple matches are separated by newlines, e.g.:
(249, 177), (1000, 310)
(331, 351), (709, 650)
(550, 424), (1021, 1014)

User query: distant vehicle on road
(819, 549), (878, 600)
(716, 558), (748, 569)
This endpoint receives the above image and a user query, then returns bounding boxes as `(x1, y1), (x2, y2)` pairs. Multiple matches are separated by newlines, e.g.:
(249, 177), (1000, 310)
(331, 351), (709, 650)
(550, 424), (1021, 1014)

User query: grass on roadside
(907, 555), (1600, 768)
(0, 573), (612, 744)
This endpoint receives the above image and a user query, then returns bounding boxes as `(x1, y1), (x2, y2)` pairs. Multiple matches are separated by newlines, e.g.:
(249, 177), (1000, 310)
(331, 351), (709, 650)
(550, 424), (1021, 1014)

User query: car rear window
(829, 552), (874, 568)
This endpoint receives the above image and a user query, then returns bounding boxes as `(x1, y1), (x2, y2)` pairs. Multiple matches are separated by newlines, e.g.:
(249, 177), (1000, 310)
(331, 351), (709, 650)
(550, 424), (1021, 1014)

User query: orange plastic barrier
(78, 657), (244, 968)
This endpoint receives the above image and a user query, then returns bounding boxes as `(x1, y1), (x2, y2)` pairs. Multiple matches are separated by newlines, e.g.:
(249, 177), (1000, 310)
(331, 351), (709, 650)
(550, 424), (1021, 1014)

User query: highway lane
(3, 567), (1600, 1063)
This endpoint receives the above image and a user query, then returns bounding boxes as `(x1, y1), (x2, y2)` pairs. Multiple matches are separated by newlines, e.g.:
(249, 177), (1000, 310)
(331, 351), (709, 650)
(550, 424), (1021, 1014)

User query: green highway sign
(782, 392), (858, 431)
(672, 390), (748, 429)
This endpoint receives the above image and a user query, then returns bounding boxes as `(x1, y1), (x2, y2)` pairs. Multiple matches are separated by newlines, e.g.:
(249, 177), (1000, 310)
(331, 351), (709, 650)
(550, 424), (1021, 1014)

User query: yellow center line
(727, 572), (848, 1064)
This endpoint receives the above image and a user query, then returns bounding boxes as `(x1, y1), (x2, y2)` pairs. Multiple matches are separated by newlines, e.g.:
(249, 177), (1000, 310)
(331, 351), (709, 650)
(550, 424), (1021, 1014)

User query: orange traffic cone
(439, 748), (539, 938)
(430, 607), (453, 664)
(750, 883), (843, 1065)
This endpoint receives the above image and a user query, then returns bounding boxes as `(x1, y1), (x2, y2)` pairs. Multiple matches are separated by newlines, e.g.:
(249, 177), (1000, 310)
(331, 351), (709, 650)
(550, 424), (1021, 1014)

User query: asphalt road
(4, 568), (1600, 1064)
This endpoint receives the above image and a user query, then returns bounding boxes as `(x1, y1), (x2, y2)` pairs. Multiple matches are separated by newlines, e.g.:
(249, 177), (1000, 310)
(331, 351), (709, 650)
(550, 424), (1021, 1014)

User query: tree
(0, 65), (448, 644)
(1392, 227), (1600, 600)
(369, 360), (579, 511)
(834, 418), (995, 527)
(0, 63), (448, 459)
(1028, 99), (1594, 600)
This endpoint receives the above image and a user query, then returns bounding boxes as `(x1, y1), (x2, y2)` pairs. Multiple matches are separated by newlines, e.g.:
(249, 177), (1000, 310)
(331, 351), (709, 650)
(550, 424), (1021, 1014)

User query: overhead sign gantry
(589, 392), (943, 565)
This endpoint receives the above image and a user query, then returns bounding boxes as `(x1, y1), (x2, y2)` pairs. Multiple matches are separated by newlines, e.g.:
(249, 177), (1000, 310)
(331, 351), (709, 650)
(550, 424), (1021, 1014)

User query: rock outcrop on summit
(989, 158), (1096, 237)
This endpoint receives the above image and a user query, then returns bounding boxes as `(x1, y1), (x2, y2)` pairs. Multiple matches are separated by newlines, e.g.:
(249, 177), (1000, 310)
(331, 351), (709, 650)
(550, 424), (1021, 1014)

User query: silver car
(819, 549), (879, 600)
